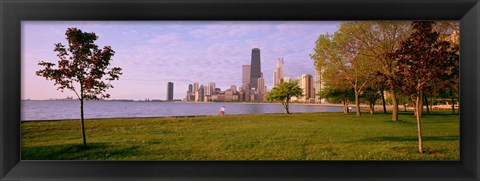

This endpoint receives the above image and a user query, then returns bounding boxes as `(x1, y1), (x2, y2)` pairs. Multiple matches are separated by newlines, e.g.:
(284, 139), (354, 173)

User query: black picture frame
(1, 0), (479, 180)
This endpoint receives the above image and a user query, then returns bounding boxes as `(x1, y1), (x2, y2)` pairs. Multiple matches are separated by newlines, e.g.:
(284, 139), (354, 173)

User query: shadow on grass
(363, 135), (459, 142)
(22, 142), (140, 160)
(383, 120), (416, 126)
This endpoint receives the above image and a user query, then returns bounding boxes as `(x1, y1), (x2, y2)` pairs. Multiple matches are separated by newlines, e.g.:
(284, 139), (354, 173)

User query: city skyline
(22, 21), (340, 100)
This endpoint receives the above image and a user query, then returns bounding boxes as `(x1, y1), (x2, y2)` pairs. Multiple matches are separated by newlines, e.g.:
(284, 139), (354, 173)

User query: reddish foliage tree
(36, 28), (122, 146)
(389, 21), (458, 153)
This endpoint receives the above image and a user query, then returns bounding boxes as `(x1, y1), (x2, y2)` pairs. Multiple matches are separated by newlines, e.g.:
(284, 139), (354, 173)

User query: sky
(22, 21), (340, 100)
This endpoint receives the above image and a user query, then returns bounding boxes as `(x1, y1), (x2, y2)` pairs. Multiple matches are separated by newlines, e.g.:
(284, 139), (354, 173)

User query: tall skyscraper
(243, 84), (251, 102)
(299, 74), (315, 102)
(198, 85), (205, 102)
(193, 82), (199, 102)
(249, 48), (261, 89)
(273, 58), (284, 87)
(206, 82), (215, 96)
(257, 74), (266, 95)
(188, 84), (193, 94)
(242, 65), (251, 86)
(193, 82), (199, 93)
(167, 82), (174, 101)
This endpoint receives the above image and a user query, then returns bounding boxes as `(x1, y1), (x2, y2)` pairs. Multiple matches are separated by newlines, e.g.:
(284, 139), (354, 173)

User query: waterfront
(21, 100), (343, 121)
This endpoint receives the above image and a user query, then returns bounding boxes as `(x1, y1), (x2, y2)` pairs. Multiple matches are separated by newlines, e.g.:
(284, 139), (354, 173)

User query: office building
(243, 84), (251, 102)
(242, 65), (251, 86)
(188, 84), (193, 94)
(249, 48), (261, 89)
(273, 58), (284, 87)
(198, 85), (205, 102)
(299, 74), (315, 103)
(167, 82), (174, 101)
(193, 82), (199, 102)
(257, 73), (266, 95)
(256, 74), (266, 101)
(206, 82), (215, 96)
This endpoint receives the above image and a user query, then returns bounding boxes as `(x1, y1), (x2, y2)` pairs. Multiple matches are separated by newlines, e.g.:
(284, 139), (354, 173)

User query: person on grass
(220, 106), (225, 116)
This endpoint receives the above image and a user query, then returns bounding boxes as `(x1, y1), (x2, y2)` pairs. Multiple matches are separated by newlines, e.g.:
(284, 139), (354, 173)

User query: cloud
(188, 22), (272, 40)
(23, 21), (340, 100)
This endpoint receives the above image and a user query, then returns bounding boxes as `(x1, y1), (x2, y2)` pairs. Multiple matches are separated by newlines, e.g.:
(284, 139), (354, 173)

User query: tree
(338, 21), (411, 121)
(390, 21), (458, 153)
(361, 86), (382, 114)
(266, 81), (303, 114)
(318, 86), (355, 113)
(311, 26), (377, 117)
(36, 28), (122, 147)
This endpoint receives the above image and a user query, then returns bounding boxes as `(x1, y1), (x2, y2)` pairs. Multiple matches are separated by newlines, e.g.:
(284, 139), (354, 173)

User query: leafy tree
(339, 21), (411, 121)
(36, 28), (122, 146)
(318, 86), (355, 113)
(390, 21), (458, 153)
(311, 26), (377, 117)
(435, 21), (460, 114)
(266, 81), (303, 114)
(361, 86), (382, 114)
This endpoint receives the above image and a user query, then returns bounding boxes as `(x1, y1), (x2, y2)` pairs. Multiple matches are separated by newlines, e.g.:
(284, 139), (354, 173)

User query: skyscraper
(299, 74), (315, 102)
(198, 85), (205, 102)
(188, 84), (193, 94)
(193, 82), (199, 93)
(167, 82), (174, 101)
(243, 84), (251, 102)
(242, 65), (251, 86)
(257, 73), (265, 94)
(273, 58), (284, 87)
(206, 82), (215, 96)
(249, 48), (261, 89)
(193, 82), (199, 102)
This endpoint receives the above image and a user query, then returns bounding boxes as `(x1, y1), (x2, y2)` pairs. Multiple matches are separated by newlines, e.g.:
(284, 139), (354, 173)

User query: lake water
(21, 100), (343, 121)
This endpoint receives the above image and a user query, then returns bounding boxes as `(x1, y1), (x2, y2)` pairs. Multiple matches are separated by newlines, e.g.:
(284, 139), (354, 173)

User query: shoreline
(21, 112), (329, 122)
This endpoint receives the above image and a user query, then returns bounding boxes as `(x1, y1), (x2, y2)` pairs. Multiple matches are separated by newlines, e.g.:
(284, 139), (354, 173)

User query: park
(21, 110), (458, 160)
(24, 21), (459, 160)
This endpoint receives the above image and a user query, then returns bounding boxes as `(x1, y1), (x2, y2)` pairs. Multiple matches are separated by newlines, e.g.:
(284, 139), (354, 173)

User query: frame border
(1, 0), (479, 180)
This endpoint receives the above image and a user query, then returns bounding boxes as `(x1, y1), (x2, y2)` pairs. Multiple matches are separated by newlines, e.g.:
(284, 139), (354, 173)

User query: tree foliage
(311, 23), (379, 117)
(340, 21), (410, 121)
(265, 81), (303, 114)
(361, 86), (382, 114)
(318, 86), (355, 114)
(389, 21), (459, 153)
(36, 28), (122, 146)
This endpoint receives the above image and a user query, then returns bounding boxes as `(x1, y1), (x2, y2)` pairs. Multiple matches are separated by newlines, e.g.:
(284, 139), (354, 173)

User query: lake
(21, 100), (344, 121)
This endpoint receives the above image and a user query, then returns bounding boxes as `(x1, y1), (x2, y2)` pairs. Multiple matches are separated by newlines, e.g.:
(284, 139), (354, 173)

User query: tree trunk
(403, 102), (407, 112)
(419, 92), (423, 119)
(343, 101), (348, 113)
(423, 93), (430, 115)
(80, 98), (86, 147)
(283, 100), (290, 114)
(450, 87), (455, 114)
(390, 88), (398, 121)
(369, 102), (374, 114)
(355, 91), (361, 116)
(415, 95), (424, 154)
(381, 90), (387, 114)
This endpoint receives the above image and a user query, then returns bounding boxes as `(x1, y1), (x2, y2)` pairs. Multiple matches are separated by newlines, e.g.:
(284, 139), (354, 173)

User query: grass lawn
(21, 111), (459, 160)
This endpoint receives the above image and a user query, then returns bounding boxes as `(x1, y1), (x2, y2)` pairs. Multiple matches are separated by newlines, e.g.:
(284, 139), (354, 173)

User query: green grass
(21, 111), (459, 160)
